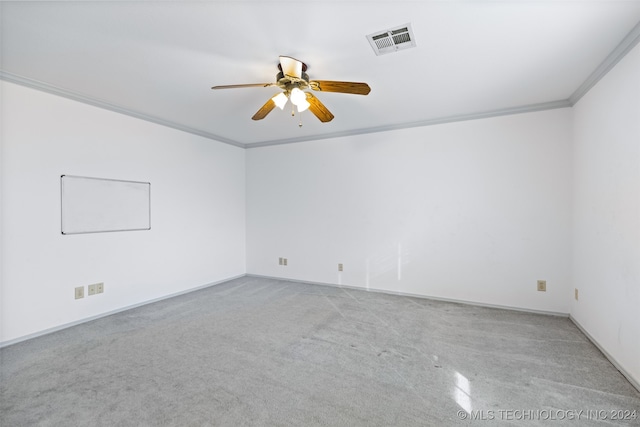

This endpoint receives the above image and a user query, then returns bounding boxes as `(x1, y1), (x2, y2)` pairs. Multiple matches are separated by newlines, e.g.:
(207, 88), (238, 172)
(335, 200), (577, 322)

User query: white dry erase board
(61, 175), (151, 234)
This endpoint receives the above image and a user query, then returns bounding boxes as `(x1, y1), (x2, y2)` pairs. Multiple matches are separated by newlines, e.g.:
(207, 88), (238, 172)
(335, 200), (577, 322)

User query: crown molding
(569, 19), (640, 106)
(4, 16), (639, 150)
(0, 70), (573, 149)
(246, 100), (572, 149)
(0, 71), (246, 149)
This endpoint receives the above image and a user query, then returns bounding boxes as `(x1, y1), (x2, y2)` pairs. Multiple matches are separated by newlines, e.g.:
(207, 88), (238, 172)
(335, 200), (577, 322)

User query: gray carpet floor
(1, 276), (639, 426)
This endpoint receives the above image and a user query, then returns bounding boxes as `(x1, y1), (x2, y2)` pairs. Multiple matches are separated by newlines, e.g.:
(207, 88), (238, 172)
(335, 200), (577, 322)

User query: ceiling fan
(212, 56), (371, 124)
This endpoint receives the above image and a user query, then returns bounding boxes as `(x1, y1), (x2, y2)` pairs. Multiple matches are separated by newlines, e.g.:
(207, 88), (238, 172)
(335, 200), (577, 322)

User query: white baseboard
(0, 274), (245, 349)
(569, 315), (640, 393)
(246, 274), (570, 317)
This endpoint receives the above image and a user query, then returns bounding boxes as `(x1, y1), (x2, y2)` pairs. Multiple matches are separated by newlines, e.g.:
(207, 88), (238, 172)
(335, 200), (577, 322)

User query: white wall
(2, 47), (637, 387)
(572, 43), (640, 385)
(0, 81), (246, 344)
(247, 109), (573, 314)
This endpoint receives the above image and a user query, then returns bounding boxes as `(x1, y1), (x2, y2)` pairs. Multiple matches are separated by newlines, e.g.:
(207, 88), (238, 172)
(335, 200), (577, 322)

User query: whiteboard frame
(60, 175), (151, 235)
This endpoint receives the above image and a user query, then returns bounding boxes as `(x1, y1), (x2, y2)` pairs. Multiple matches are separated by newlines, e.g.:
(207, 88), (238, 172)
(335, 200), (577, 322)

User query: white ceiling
(2, 1), (640, 148)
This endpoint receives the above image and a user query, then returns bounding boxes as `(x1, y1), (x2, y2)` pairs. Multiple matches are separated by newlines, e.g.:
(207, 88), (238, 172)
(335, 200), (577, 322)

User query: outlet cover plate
(537, 280), (546, 292)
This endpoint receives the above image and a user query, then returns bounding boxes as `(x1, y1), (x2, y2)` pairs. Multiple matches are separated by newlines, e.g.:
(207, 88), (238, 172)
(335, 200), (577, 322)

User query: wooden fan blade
(279, 56), (304, 79)
(251, 97), (277, 121)
(305, 92), (334, 123)
(309, 80), (371, 95)
(212, 83), (275, 90)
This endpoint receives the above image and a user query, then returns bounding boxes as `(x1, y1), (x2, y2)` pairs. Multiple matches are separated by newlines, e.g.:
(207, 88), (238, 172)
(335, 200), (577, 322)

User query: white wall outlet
(338, 263), (343, 272)
(75, 286), (84, 299)
(88, 284), (97, 296)
(96, 282), (104, 294)
(537, 280), (546, 292)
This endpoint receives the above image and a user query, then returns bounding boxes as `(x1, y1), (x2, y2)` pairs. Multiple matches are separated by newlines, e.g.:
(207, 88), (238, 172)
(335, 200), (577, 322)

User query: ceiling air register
(367, 24), (416, 56)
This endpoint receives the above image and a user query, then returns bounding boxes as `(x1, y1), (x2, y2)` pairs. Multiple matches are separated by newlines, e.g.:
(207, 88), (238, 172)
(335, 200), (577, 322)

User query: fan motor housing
(276, 71), (310, 92)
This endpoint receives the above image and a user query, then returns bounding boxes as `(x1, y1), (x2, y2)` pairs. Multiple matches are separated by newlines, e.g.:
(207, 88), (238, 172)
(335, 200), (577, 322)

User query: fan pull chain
(287, 102), (304, 127)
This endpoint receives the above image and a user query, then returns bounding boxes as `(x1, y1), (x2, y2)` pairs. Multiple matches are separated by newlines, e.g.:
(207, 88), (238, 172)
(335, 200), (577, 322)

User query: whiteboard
(61, 175), (151, 234)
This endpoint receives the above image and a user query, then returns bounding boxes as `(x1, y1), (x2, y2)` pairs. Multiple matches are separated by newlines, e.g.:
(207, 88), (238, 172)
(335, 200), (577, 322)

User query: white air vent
(367, 24), (416, 56)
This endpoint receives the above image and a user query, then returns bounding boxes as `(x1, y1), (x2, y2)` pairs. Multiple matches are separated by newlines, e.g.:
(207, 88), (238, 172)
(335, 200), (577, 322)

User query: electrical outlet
(96, 282), (104, 294)
(537, 280), (546, 292)
(575, 288), (579, 300)
(338, 263), (343, 272)
(88, 284), (97, 296)
(75, 286), (84, 299)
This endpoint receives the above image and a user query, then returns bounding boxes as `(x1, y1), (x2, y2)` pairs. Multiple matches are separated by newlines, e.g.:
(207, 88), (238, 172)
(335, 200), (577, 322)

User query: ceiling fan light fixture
(213, 55), (369, 123)
(272, 92), (288, 110)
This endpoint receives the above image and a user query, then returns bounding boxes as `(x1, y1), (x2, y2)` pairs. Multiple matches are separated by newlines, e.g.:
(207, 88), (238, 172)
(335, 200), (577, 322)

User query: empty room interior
(1, 1), (640, 425)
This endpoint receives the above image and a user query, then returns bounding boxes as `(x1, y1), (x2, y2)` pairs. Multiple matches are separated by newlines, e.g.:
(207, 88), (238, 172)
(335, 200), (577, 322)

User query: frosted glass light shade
(272, 92), (288, 110)
(297, 99), (310, 112)
(290, 88), (306, 105)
